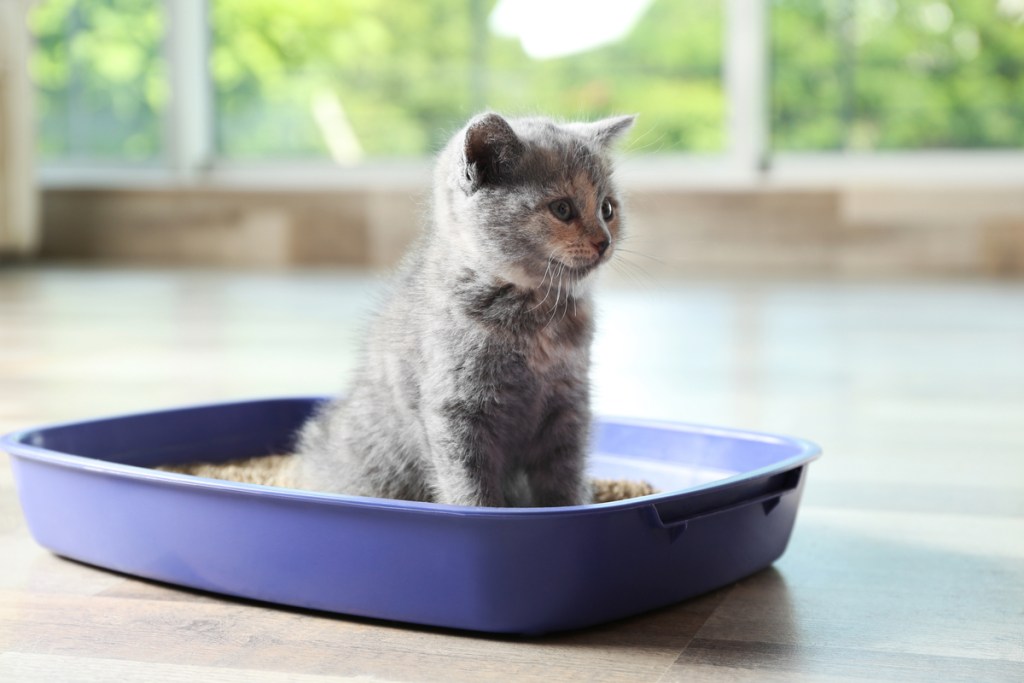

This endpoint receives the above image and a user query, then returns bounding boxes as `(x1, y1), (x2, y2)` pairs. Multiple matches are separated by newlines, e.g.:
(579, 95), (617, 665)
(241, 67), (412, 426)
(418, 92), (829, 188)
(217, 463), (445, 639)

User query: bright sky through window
(489, 0), (654, 59)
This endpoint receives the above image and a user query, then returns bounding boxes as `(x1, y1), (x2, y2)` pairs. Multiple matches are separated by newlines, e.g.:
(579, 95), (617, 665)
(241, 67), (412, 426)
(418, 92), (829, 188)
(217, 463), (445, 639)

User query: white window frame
(165, 0), (213, 180)
(36, 0), (1024, 191)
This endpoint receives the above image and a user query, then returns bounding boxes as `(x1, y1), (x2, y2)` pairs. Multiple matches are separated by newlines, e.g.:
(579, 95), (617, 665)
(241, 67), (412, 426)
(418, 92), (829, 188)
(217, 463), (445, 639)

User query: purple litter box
(2, 397), (819, 635)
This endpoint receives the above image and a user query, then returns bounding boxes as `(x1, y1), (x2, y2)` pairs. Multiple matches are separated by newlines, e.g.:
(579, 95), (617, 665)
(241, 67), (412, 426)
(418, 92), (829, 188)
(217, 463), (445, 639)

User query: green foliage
(211, 0), (476, 157)
(771, 0), (1024, 150)
(30, 0), (164, 160)
(209, 0), (723, 158)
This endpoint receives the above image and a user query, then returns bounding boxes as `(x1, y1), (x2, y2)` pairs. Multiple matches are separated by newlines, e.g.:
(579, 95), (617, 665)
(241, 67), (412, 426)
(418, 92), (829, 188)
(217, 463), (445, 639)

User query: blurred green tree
(210, 0), (724, 159)
(772, 0), (1024, 150)
(31, 0), (164, 160)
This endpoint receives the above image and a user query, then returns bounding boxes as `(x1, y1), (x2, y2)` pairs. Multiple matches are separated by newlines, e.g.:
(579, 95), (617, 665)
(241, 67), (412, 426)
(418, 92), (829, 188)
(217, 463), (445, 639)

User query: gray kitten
(296, 112), (634, 507)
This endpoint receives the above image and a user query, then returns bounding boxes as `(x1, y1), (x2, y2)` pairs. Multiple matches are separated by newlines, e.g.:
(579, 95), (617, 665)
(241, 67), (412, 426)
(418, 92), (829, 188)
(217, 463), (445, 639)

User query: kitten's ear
(575, 114), (637, 149)
(462, 113), (523, 193)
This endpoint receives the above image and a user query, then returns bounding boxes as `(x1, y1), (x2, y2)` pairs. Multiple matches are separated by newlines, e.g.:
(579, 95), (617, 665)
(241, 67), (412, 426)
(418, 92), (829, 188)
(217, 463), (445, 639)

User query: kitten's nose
(592, 237), (610, 257)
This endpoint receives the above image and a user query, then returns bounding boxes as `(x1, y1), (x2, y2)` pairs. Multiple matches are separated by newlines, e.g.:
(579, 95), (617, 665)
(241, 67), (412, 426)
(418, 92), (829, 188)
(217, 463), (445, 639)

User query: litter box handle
(649, 468), (803, 536)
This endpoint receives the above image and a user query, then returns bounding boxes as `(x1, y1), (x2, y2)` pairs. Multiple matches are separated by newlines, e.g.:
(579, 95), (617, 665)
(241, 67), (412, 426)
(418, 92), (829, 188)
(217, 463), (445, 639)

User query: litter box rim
(0, 395), (821, 519)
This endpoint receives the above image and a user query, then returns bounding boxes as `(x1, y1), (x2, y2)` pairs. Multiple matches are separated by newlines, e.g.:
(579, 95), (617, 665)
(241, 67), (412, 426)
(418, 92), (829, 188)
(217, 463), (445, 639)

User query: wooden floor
(1, 265), (1022, 682)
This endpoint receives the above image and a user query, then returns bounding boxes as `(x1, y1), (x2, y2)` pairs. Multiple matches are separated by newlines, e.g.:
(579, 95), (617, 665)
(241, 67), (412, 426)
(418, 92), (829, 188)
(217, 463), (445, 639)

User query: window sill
(37, 150), (1024, 193)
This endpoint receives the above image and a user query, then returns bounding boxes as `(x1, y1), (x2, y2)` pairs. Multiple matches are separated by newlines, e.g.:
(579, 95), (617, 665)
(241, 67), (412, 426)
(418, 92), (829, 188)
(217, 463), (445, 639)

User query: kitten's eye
(549, 199), (574, 222)
(601, 198), (615, 221)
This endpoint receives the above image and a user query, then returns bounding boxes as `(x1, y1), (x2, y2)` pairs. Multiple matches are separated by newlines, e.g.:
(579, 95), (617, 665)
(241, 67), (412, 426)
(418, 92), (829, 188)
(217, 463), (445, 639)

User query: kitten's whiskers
(610, 253), (656, 287)
(545, 262), (567, 329)
(527, 255), (558, 313)
(616, 246), (666, 266)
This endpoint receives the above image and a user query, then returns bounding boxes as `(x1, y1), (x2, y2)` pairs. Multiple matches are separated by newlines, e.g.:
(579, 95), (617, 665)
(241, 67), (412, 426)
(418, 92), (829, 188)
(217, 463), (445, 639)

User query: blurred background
(2, 0), (1023, 272)
(1, 0), (1023, 435)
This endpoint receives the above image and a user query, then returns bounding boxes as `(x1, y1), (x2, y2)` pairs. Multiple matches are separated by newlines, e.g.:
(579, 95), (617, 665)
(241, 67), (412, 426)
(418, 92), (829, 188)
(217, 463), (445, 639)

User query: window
(27, 0), (1024, 181)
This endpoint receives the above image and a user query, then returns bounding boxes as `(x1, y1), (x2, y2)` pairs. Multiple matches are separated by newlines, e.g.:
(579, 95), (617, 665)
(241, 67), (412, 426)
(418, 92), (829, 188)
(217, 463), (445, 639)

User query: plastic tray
(2, 397), (820, 635)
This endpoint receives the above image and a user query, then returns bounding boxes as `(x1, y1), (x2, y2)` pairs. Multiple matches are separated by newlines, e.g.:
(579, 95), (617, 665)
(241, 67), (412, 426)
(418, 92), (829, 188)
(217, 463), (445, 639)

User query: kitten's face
(436, 113), (634, 291)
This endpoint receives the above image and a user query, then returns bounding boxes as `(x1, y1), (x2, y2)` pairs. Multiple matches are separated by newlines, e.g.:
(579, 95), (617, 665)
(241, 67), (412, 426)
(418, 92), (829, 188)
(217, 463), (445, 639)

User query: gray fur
(295, 112), (635, 507)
